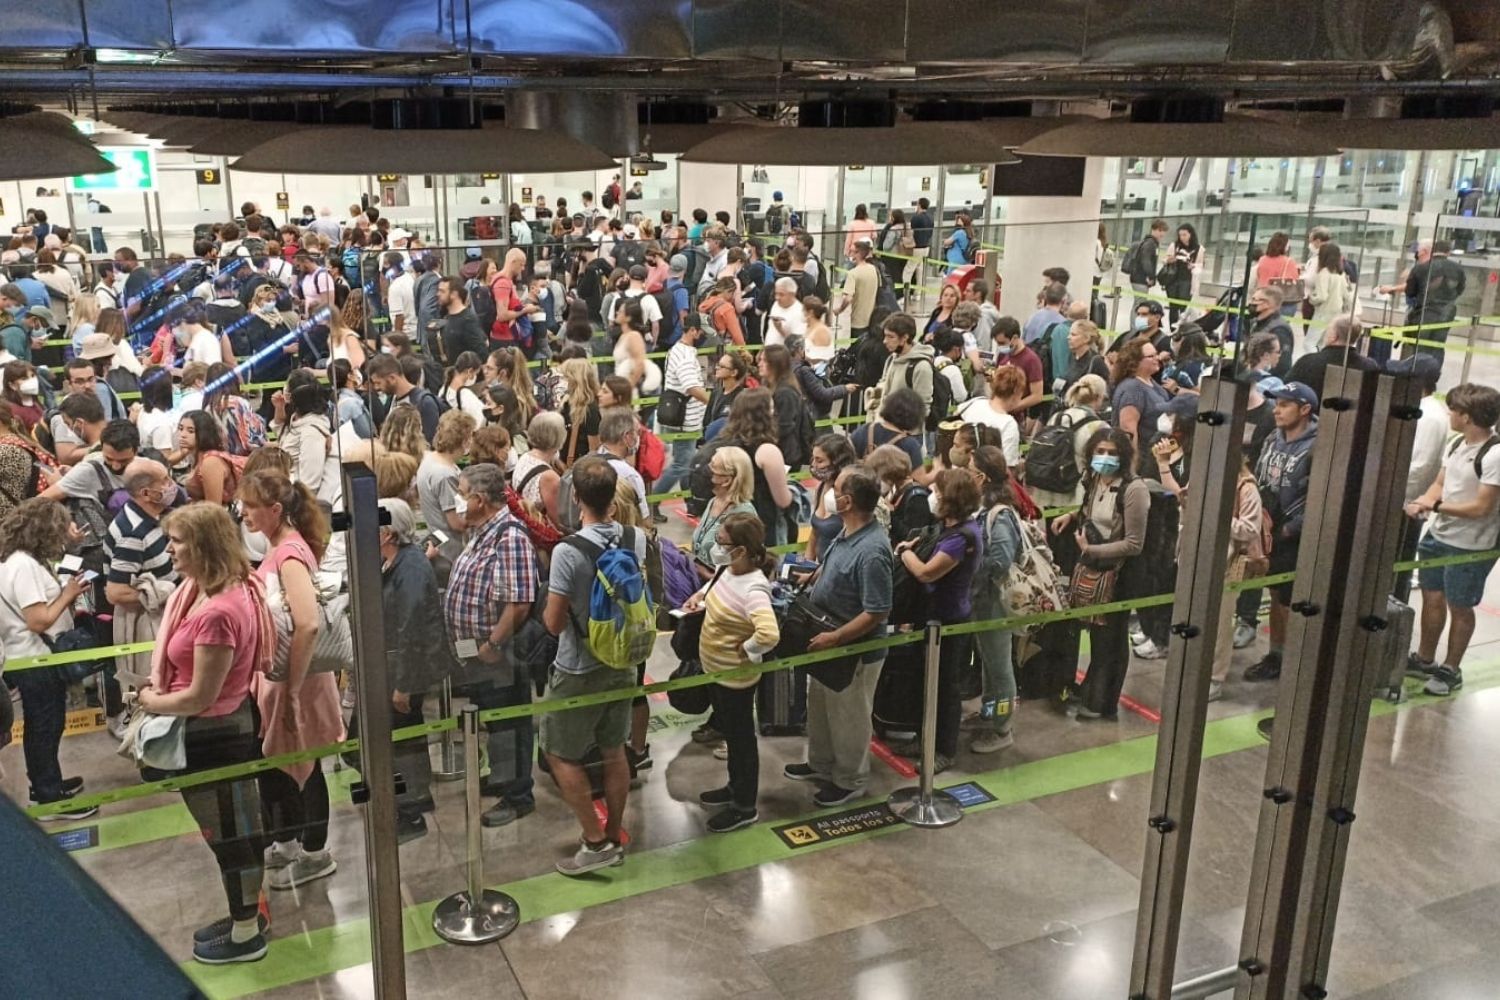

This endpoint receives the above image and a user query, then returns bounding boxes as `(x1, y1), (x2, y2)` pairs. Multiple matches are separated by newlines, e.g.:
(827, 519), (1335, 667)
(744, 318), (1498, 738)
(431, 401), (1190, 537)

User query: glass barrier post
(1128, 372), (1248, 999)
(887, 621), (962, 829)
(432, 704), (520, 944)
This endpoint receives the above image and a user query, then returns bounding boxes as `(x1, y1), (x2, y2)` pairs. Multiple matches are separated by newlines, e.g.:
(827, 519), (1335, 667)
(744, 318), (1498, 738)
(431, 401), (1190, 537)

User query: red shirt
(163, 582), (263, 717)
(488, 272), (520, 341)
(998, 343), (1044, 388)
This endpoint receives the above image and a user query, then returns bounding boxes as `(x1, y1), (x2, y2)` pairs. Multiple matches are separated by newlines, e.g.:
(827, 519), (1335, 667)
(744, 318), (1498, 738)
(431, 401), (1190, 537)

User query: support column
(996, 157), (1105, 314)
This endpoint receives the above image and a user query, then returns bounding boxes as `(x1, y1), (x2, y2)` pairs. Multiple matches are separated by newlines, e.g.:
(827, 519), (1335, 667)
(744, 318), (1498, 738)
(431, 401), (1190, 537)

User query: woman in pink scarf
(237, 470), (346, 894)
(135, 502), (277, 965)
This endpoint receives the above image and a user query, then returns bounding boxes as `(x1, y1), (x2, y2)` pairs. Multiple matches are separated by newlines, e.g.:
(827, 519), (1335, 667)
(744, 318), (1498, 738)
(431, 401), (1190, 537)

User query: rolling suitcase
(871, 641), (924, 739)
(1374, 596), (1416, 703)
(757, 666), (806, 736)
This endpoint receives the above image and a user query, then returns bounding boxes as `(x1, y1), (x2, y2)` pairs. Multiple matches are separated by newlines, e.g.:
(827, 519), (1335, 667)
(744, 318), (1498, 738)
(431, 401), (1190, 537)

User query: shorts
(1269, 535), (1299, 604)
(538, 665), (635, 762)
(1417, 534), (1499, 610)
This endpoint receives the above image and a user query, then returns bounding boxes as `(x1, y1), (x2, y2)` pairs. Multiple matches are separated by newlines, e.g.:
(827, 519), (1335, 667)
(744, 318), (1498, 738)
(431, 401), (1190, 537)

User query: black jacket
(1286, 345), (1379, 401)
(794, 360), (852, 419)
(381, 544), (455, 695)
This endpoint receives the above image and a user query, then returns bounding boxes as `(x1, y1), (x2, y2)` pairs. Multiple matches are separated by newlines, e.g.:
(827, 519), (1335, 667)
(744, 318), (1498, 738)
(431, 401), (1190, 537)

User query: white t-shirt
(1405, 395), (1449, 504)
(137, 407), (177, 454)
(0, 551), (71, 660)
(185, 327), (223, 366)
(624, 288), (663, 331)
(441, 384), (488, 424)
(955, 397), (1021, 466)
(767, 301), (806, 345)
(388, 272), (416, 334)
(1431, 435), (1500, 552)
(805, 324), (836, 363)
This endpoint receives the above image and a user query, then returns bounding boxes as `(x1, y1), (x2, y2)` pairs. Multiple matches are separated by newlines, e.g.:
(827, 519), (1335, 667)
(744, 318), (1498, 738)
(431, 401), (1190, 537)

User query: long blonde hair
(68, 293), (100, 337)
(379, 405), (428, 463)
(561, 357), (599, 426)
(162, 502), (252, 595)
(492, 346), (538, 423)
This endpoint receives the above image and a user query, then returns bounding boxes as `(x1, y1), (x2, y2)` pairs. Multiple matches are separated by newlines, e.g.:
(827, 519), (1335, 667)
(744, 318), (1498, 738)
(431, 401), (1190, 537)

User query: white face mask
(1157, 413), (1175, 434)
(18, 377), (38, 395)
(927, 491), (942, 516)
(709, 543), (733, 566)
(381, 345), (395, 355)
(452, 494), (468, 516)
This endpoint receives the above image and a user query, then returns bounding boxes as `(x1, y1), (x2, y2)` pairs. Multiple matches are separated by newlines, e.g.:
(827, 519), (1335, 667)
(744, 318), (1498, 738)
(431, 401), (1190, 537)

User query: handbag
(899, 225), (916, 253)
(1268, 256), (1302, 303)
(657, 387), (688, 428)
(264, 571), (354, 679)
(988, 505), (1068, 628)
(1068, 563), (1118, 626)
(0, 587), (104, 684)
(775, 586), (860, 692)
(666, 658), (713, 715)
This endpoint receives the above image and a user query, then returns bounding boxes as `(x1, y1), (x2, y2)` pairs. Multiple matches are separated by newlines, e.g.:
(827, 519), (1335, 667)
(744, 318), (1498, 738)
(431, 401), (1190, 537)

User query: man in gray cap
(623, 264), (663, 345)
(663, 255), (692, 348)
(22, 305), (56, 358)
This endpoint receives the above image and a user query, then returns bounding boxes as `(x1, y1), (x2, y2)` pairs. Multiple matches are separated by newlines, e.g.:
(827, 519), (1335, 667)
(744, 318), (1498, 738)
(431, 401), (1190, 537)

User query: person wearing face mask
(892, 469), (982, 773)
(328, 358), (373, 440)
(1, 359), (45, 432)
(682, 513), (781, 832)
(1049, 428), (1150, 720)
(171, 300), (224, 369)
(440, 351), (488, 425)
(1110, 300), (1166, 357)
(689, 446), (756, 581)
(238, 285), (297, 416)
(368, 497), (449, 842)
(868, 443), (931, 542)
(593, 406), (651, 521)
(967, 446), (1026, 751)
(1110, 340), (1171, 458)
(805, 434), (857, 560)
(1129, 412), (1193, 662)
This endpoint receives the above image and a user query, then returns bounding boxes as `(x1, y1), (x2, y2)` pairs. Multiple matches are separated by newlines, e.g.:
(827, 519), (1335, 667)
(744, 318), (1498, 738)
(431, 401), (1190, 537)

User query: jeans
(1237, 587), (1262, 628)
(710, 682), (760, 810)
(806, 655), (885, 791)
(470, 663), (536, 808)
(655, 423), (699, 496)
(972, 593), (1016, 734)
(13, 666), (66, 799)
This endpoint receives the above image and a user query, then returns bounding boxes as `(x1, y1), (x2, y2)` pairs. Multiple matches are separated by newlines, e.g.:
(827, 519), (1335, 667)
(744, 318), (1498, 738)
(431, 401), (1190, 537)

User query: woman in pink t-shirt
(238, 470), (346, 894)
(135, 501), (276, 964)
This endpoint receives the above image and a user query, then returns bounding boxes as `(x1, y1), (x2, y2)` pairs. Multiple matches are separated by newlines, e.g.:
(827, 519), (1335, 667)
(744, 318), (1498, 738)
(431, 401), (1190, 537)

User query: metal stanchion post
(433, 677), (464, 782)
(887, 622), (962, 829)
(432, 705), (519, 944)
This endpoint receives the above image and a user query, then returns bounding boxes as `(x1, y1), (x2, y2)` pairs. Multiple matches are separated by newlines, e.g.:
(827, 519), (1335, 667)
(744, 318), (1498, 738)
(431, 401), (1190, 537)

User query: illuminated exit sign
(70, 148), (156, 191)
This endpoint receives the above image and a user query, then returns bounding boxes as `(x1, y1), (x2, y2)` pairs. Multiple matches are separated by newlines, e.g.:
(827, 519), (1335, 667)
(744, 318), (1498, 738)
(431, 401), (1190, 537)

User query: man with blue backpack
(542, 456), (656, 876)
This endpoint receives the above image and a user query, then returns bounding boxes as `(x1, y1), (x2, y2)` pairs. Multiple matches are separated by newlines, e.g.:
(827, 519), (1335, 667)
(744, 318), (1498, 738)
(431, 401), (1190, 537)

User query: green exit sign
(70, 148), (156, 192)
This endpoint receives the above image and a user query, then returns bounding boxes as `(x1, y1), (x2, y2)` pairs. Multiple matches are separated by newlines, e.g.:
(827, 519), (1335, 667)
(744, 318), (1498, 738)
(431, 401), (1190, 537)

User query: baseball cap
(669, 254), (688, 274)
(1265, 380), (1319, 411)
(80, 332), (116, 360)
(623, 224), (640, 239)
(24, 305), (56, 326)
(388, 228), (412, 244)
(464, 246), (482, 260)
(628, 265), (648, 281)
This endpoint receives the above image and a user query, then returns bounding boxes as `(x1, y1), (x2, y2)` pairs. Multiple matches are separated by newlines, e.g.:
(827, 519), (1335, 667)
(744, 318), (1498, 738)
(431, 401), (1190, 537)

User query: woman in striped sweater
(682, 512), (781, 833)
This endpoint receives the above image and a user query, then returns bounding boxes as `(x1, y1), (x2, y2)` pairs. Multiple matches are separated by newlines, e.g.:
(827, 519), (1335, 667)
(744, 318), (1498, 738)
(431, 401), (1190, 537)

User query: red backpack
(634, 423), (666, 482)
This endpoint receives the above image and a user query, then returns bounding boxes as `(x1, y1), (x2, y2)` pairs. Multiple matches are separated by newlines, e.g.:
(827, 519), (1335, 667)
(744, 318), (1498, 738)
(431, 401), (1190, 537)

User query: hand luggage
(757, 664), (806, 736)
(1373, 596), (1416, 703)
(871, 639), (924, 739)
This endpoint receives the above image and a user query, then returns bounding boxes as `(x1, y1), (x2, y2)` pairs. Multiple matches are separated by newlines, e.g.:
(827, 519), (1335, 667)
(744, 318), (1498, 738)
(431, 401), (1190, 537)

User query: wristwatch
(1433, 499), (1443, 514)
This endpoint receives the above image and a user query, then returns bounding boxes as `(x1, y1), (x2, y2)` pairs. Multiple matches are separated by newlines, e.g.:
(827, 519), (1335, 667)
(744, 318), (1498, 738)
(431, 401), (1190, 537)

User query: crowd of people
(0, 198), (1494, 967)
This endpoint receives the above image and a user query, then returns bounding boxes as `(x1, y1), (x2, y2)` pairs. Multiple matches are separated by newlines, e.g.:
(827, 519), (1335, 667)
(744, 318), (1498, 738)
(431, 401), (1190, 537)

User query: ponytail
(239, 469), (331, 562)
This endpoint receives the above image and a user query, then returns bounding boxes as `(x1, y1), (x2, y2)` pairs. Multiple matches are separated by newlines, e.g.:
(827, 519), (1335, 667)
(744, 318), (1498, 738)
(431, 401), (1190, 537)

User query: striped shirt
(443, 509), (538, 643)
(699, 569), (780, 689)
(105, 500), (176, 587)
(663, 341), (706, 430)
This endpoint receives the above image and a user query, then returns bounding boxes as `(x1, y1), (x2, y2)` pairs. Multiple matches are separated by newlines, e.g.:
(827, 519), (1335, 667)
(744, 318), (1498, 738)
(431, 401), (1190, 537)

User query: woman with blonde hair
(135, 501), (277, 963)
(688, 444), (756, 582)
(322, 296), (367, 372)
(955, 366), (1026, 465)
(559, 357), (601, 467)
(485, 345), (540, 421)
(340, 287), (371, 343)
(512, 410), (565, 526)
(97, 307), (144, 377)
(66, 286), (99, 358)
(237, 469), (344, 892)
(379, 404), (428, 464)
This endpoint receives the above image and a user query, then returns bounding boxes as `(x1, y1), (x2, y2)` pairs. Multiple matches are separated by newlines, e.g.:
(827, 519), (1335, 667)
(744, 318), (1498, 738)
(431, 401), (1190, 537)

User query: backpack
(1447, 435), (1500, 527)
(765, 203), (785, 235)
(890, 521), (977, 627)
(681, 246), (711, 302)
(635, 424), (667, 481)
(653, 286), (681, 348)
(809, 253), (832, 303)
(873, 262), (900, 315)
(468, 279), (497, 334)
(0, 442), (43, 510)
(1026, 410), (1101, 494)
(64, 461), (118, 574)
(33, 407), (60, 457)
(1237, 475), (1275, 577)
(905, 356), (952, 432)
(556, 526), (657, 670)
(984, 504), (1066, 630)
(774, 383), (815, 469)
(962, 234), (979, 263)
(685, 436), (738, 517)
(602, 188), (618, 210)
(615, 240), (646, 274)
(1035, 320), (1069, 391)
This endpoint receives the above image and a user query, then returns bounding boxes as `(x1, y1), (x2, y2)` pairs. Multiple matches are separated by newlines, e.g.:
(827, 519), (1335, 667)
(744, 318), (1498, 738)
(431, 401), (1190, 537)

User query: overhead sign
(520, 185), (533, 204)
(275, 192), (290, 211)
(376, 174), (401, 183)
(70, 147), (156, 192)
(481, 173), (500, 180)
(195, 168), (221, 185)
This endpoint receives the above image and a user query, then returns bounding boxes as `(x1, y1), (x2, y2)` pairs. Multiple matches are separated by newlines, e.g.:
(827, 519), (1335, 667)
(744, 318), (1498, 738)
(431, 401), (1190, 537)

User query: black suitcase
(758, 665), (806, 736)
(1016, 620), (1080, 701)
(871, 641), (924, 739)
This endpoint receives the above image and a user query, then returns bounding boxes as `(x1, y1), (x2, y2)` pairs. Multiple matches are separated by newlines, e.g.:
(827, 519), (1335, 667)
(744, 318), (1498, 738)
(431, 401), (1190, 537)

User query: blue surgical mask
(1133, 316), (1148, 332)
(1091, 455), (1122, 476)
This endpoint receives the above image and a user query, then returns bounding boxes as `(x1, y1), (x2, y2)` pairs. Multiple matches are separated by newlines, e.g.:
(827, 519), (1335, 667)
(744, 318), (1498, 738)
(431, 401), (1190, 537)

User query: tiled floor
(6, 350), (1499, 1000)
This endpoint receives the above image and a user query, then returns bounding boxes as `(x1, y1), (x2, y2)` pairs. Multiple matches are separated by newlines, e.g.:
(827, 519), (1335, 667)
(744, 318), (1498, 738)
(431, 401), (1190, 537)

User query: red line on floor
(591, 800), (630, 845)
(868, 737), (918, 779)
(1074, 670), (1162, 725)
(1478, 603), (1500, 618)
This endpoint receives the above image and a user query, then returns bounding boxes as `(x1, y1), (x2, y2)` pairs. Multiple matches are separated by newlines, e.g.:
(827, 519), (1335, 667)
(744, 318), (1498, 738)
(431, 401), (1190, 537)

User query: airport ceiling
(0, 0), (1496, 114)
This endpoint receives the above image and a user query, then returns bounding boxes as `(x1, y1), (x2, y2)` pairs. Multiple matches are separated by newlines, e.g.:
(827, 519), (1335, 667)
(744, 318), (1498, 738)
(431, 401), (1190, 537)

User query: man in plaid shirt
(443, 462), (540, 828)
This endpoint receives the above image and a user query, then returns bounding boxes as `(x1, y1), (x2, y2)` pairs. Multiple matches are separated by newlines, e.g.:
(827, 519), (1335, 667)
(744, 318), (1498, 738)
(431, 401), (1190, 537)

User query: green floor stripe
(183, 660), (1500, 999)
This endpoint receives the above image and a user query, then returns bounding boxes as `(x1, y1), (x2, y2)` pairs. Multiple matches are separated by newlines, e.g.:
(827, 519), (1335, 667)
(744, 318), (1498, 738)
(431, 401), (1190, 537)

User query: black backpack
(653, 287), (681, 347)
(469, 279), (497, 335)
(681, 246), (711, 303)
(906, 356), (952, 432)
(874, 262), (900, 315)
(686, 436), (739, 517)
(889, 521), (976, 627)
(1027, 410), (1102, 494)
(809, 253), (832, 303)
(774, 384), (815, 469)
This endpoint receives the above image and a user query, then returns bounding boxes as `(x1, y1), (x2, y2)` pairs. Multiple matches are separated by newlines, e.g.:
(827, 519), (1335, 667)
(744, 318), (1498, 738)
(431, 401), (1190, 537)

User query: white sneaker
(341, 687), (357, 710)
(1133, 639), (1169, 660)
(269, 849), (337, 890)
(556, 839), (624, 877)
(263, 841), (302, 871)
(106, 711), (130, 742)
(1232, 621), (1257, 649)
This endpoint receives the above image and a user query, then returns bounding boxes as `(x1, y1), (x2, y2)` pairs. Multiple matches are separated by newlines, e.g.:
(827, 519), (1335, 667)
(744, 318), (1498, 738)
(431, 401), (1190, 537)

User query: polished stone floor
(7, 342), (1500, 999)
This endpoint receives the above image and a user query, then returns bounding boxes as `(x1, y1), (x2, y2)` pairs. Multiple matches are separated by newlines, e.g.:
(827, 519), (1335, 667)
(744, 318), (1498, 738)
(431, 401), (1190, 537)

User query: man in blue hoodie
(1245, 381), (1319, 682)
